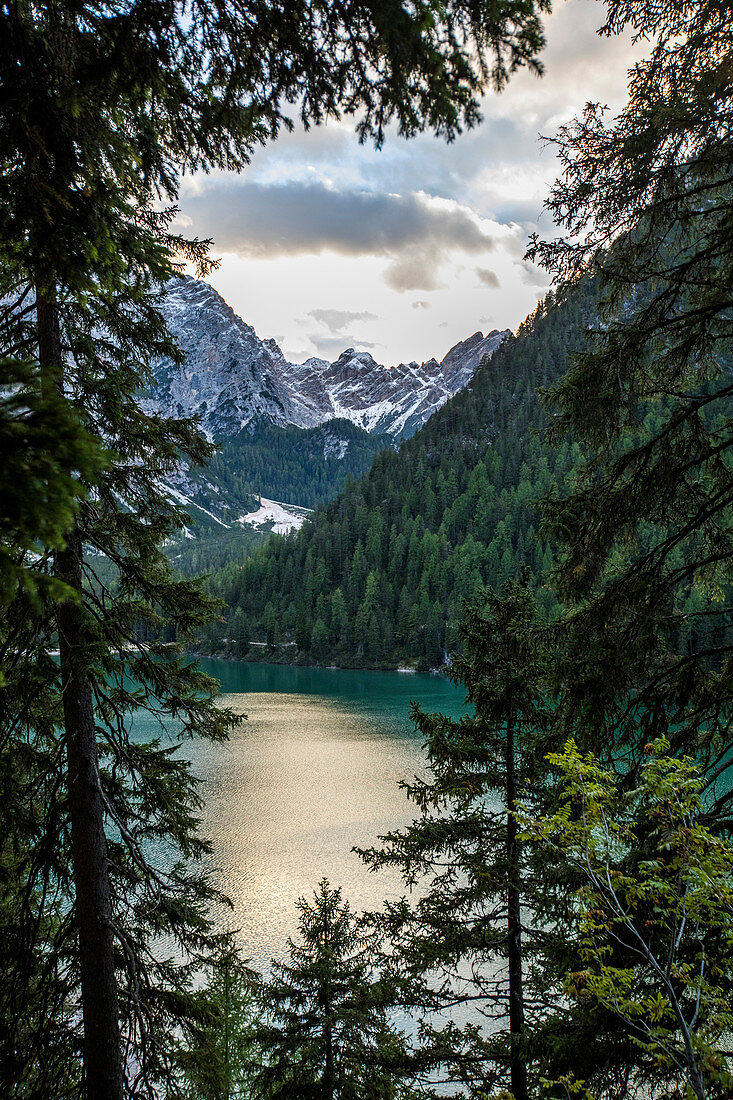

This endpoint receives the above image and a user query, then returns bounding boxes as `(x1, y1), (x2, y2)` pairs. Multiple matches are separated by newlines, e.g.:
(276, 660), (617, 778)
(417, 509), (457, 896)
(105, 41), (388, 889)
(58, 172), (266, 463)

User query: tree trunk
(323, 1017), (334, 1100)
(37, 289), (124, 1100)
(321, 902), (334, 1100)
(506, 713), (528, 1100)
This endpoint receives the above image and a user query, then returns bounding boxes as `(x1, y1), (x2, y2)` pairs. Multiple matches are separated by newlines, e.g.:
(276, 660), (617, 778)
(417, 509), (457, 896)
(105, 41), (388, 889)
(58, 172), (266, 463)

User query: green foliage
(0, 358), (105, 610)
(233, 6), (733, 1098)
(168, 526), (272, 581)
(526, 0), (733, 794)
(180, 934), (258, 1100)
(359, 578), (560, 1099)
(509, 2), (733, 1091)
(205, 288), (595, 667)
(206, 421), (392, 515)
(254, 880), (408, 1100)
(523, 741), (733, 1100)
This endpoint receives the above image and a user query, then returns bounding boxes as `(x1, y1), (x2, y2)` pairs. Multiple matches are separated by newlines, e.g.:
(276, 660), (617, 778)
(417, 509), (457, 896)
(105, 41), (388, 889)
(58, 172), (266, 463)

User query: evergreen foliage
(180, 934), (258, 1100)
(9, 0), (733, 1096)
(168, 525), (272, 581)
(163, 419), (391, 559)
(359, 578), (559, 1099)
(204, 287), (594, 667)
(0, 359), (104, 609)
(254, 880), (407, 1100)
(520, 2), (733, 1089)
(527, 0), (733, 796)
(207, 3), (733, 1096)
(206, 421), (393, 515)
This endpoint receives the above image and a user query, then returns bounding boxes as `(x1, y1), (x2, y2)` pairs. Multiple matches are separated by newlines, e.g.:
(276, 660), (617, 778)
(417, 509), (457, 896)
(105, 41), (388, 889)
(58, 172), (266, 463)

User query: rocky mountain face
(148, 276), (509, 543)
(149, 276), (509, 440)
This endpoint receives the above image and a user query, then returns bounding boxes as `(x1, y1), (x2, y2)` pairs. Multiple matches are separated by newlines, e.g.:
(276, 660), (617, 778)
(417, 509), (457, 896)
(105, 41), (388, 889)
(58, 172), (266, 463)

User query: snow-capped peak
(147, 276), (509, 440)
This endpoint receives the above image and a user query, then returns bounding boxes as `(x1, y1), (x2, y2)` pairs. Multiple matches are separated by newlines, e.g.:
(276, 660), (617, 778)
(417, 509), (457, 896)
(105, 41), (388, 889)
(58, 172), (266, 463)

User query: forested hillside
(205, 418), (392, 510)
(202, 285), (595, 667)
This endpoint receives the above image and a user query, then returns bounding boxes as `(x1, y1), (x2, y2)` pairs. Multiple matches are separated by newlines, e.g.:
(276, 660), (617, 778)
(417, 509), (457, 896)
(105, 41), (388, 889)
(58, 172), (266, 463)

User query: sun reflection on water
(133, 661), (467, 971)
(194, 689), (432, 968)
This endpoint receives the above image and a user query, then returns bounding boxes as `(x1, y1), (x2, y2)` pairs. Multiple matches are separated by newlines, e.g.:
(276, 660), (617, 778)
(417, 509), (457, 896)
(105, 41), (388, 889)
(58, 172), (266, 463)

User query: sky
(176, 0), (642, 367)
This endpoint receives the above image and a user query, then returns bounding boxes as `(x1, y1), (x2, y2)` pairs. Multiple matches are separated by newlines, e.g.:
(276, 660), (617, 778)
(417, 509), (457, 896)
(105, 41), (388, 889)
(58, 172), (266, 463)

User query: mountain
(150, 276), (509, 440)
(275, 331), (509, 438)
(146, 276), (509, 544)
(163, 417), (392, 540)
(200, 285), (598, 667)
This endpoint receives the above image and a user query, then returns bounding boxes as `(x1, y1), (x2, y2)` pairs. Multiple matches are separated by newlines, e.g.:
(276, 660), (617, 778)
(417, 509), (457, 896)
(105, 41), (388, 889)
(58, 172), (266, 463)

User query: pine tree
(528, 0), (733, 789)
(254, 880), (407, 1100)
(0, 359), (103, 607)
(361, 577), (558, 1098)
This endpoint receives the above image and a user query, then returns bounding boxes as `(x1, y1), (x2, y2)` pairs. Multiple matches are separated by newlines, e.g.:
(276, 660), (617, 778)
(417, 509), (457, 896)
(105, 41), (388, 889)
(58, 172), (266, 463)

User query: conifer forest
(1, 1), (732, 1099)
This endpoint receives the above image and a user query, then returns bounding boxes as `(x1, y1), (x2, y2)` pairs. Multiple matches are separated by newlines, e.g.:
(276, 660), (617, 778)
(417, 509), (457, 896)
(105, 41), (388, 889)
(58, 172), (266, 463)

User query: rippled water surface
(134, 661), (466, 968)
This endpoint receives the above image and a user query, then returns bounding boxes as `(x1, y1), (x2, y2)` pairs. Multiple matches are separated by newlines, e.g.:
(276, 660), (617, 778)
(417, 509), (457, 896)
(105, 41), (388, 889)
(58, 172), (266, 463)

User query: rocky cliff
(148, 276), (509, 440)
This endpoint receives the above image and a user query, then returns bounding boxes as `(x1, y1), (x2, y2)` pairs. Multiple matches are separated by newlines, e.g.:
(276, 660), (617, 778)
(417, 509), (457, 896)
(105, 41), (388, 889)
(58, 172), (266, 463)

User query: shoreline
(193, 649), (450, 677)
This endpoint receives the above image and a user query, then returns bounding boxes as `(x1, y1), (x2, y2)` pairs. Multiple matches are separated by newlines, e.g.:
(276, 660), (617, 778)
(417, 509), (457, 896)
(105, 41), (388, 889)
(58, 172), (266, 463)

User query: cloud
(412, 300), (430, 310)
(308, 308), (378, 333)
(309, 334), (381, 359)
(180, 179), (495, 263)
(520, 260), (552, 287)
(475, 267), (501, 289)
(383, 251), (445, 293)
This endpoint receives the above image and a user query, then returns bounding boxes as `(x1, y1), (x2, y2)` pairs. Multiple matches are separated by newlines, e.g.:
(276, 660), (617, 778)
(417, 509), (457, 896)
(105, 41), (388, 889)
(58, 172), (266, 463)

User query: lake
(136, 660), (467, 970)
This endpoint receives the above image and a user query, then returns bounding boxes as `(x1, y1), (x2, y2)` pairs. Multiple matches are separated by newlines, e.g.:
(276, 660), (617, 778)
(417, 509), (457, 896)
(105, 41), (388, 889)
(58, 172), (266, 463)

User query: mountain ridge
(147, 276), (510, 440)
(199, 285), (597, 667)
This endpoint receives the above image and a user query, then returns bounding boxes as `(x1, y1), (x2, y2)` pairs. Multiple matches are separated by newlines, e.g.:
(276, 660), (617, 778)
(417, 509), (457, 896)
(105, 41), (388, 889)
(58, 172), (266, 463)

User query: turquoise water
(134, 660), (467, 968)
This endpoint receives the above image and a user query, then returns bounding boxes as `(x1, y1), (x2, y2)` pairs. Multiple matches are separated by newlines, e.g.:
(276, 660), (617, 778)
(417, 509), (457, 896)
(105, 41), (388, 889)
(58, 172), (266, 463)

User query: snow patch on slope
(238, 497), (312, 535)
(164, 481), (230, 527)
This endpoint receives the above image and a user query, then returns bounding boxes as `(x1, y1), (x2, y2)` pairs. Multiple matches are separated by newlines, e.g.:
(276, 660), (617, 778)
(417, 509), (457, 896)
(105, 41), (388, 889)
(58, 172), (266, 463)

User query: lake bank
(194, 644), (449, 674)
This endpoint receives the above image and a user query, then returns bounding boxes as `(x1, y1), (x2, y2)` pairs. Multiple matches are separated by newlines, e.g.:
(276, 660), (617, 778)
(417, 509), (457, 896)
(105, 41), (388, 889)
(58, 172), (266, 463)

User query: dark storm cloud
(180, 180), (495, 260)
(308, 308), (378, 332)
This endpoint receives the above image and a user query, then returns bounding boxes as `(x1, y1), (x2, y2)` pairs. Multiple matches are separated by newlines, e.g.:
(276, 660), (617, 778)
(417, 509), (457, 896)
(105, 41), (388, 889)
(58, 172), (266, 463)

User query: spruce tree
(0, 359), (103, 607)
(254, 880), (407, 1100)
(361, 577), (557, 1098)
(527, 0), (733, 788)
